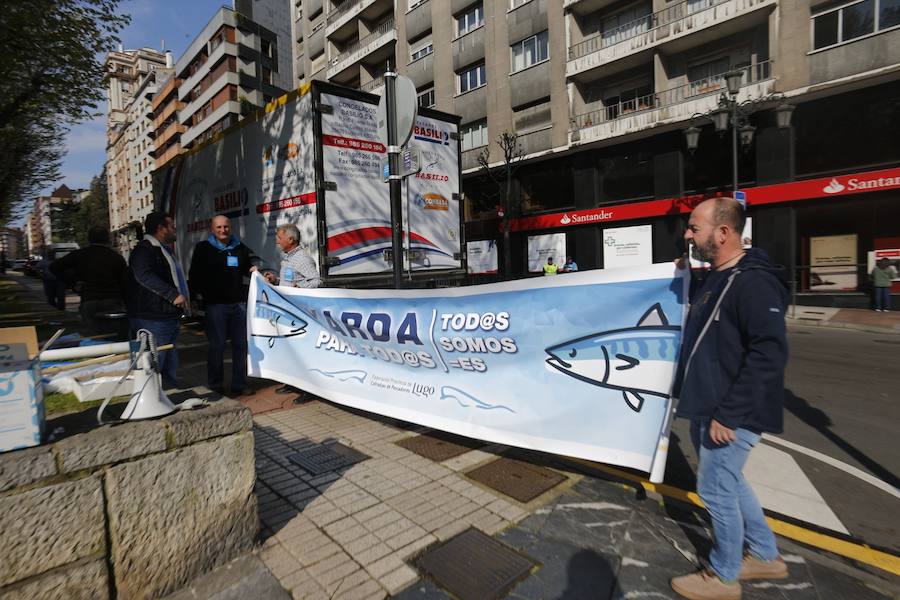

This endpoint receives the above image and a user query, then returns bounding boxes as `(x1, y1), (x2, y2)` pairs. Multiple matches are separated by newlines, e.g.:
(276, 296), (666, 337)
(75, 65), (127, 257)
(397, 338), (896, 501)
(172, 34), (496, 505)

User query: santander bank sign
(823, 174), (900, 194)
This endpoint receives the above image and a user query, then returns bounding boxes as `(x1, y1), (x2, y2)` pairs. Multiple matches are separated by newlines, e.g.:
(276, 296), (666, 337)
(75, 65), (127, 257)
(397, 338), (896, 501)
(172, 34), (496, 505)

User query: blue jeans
(874, 287), (891, 311)
(130, 317), (180, 387)
(205, 303), (248, 391)
(691, 419), (779, 581)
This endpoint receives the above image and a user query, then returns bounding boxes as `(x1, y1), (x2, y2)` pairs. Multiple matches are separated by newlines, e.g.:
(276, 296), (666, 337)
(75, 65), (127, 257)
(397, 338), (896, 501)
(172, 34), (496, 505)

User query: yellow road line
(569, 459), (900, 577)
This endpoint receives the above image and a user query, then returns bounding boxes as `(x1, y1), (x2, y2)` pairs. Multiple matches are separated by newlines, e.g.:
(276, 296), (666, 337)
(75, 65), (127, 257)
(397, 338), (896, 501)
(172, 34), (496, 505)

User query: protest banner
(248, 264), (688, 479)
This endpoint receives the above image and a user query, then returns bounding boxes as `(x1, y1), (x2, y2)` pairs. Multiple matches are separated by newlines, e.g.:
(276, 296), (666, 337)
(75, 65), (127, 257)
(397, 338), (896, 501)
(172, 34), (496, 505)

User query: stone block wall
(0, 400), (257, 600)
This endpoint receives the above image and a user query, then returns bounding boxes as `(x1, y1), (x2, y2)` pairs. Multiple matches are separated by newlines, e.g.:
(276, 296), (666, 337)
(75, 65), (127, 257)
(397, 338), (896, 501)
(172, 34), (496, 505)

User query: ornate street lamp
(725, 70), (744, 96)
(774, 103), (795, 129)
(711, 104), (731, 133)
(739, 123), (756, 148)
(684, 126), (701, 154)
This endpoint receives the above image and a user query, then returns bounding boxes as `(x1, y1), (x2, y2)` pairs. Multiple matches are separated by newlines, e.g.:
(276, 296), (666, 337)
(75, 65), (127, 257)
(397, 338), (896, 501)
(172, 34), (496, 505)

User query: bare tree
(477, 131), (525, 279)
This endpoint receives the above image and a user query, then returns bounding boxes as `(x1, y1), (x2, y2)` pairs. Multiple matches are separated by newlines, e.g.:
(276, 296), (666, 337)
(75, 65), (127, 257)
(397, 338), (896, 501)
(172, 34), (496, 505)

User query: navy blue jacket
(674, 248), (789, 433)
(127, 239), (182, 320)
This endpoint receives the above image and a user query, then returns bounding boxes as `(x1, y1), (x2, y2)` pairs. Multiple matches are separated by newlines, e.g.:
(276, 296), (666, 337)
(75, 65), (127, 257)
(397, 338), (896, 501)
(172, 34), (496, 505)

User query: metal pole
(731, 102), (739, 196)
(385, 61), (404, 289)
(404, 177), (412, 281)
(790, 206), (797, 317)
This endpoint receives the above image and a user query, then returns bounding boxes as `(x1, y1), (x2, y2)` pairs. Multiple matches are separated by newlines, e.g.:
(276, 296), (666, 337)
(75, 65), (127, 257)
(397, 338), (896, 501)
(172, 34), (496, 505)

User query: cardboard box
(0, 327), (45, 453)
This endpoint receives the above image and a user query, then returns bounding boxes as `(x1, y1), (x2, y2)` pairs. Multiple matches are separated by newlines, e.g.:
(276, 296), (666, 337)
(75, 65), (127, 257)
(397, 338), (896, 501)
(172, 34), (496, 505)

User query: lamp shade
(775, 103), (795, 128)
(739, 124), (756, 147)
(725, 70), (744, 95)
(684, 126), (701, 152)
(711, 106), (730, 132)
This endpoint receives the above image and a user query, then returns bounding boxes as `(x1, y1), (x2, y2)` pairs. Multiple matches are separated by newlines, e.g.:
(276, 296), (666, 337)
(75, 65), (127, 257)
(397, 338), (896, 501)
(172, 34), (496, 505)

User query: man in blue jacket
(127, 212), (190, 388)
(189, 215), (264, 396)
(671, 198), (789, 600)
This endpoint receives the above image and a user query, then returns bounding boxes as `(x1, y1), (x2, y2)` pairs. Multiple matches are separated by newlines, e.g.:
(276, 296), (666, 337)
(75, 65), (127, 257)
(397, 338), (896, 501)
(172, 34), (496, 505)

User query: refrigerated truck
(154, 80), (465, 288)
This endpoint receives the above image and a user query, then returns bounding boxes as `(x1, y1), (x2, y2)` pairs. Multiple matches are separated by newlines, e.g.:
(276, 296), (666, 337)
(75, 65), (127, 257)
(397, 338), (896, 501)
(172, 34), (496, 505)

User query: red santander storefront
(503, 166), (900, 307)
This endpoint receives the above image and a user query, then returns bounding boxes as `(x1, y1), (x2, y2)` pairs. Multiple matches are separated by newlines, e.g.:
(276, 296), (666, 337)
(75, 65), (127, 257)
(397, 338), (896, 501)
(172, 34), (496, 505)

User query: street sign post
(379, 68), (419, 289)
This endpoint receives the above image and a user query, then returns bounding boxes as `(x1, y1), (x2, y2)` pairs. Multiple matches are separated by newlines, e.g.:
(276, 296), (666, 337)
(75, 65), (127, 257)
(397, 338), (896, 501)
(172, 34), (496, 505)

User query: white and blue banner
(247, 264), (688, 477)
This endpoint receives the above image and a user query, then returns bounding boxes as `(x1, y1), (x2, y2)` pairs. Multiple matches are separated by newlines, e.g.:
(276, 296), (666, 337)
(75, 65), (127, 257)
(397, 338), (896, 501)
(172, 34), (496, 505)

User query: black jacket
(127, 239), (182, 320)
(188, 237), (260, 305)
(50, 244), (128, 302)
(674, 248), (789, 433)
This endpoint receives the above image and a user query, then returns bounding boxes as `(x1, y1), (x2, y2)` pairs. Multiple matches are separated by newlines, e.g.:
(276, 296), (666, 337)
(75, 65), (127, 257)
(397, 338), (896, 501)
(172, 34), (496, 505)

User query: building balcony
(566, 0), (775, 80)
(564, 0), (622, 12)
(155, 121), (187, 148)
(180, 71), (240, 123)
(462, 146), (485, 171)
(405, 0), (431, 41)
(406, 52), (433, 89)
(327, 19), (396, 79)
(570, 60), (775, 144)
(453, 84), (488, 122)
(181, 100), (240, 148)
(326, 0), (392, 37)
(179, 41), (236, 101)
(516, 126), (554, 156)
(360, 75), (385, 94)
(152, 100), (185, 131)
(452, 26), (485, 72)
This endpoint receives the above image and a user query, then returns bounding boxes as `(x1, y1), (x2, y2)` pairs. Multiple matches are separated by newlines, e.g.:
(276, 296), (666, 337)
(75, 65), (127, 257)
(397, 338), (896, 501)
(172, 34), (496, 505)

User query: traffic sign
(376, 75), (417, 148)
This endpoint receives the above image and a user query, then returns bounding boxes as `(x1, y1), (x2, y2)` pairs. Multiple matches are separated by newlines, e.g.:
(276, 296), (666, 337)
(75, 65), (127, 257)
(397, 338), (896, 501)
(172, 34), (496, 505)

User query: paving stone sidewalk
(250, 400), (899, 600)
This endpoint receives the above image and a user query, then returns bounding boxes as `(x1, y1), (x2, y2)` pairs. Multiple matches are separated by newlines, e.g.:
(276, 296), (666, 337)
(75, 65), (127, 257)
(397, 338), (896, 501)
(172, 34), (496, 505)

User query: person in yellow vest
(543, 256), (559, 276)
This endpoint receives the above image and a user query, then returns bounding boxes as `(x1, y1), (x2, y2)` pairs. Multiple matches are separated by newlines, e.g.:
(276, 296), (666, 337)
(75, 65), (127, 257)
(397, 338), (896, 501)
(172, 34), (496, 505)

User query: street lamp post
(684, 68), (794, 200)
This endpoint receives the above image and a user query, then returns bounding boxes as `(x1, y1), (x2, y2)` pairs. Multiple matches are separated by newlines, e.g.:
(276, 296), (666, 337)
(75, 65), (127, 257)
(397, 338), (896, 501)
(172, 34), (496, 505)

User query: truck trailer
(154, 80), (465, 288)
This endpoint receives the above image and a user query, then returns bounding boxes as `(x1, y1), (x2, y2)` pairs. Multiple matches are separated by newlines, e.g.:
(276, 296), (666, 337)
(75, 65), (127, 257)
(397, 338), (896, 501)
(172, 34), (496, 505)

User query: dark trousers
(205, 302), (248, 391)
(874, 287), (891, 311)
(44, 279), (66, 310)
(129, 317), (180, 387)
(80, 298), (126, 336)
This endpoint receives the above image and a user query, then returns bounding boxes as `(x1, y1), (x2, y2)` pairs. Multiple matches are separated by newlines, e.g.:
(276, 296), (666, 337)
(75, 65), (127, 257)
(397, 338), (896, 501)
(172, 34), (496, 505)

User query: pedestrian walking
(189, 215), (264, 396)
(263, 223), (320, 395)
(870, 257), (893, 312)
(50, 226), (128, 335)
(127, 212), (190, 388)
(542, 256), (558, 276)
(671, 197), (790, 600)
(40, 253), (67, 310)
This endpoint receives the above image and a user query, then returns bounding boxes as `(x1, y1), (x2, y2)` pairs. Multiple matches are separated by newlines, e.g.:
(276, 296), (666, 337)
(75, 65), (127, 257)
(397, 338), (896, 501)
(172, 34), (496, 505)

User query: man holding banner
(671, 198), (789, 600)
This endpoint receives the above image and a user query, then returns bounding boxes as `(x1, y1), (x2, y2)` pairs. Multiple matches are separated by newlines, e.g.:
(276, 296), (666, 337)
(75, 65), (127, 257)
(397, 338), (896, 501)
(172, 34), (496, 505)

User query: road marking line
(761, 434), (900, 500)
(566, 459), (900, 577)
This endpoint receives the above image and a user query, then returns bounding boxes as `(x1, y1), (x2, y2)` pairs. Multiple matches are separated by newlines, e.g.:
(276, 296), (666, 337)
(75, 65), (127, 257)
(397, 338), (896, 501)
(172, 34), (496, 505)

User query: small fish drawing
(544, 303), (681, 413)
(250, 287), (308, 347)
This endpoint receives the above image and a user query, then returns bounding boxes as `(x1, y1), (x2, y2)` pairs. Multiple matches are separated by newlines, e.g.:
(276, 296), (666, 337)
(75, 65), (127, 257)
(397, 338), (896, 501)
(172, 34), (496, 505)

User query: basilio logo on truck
(414, 125), (450, 146)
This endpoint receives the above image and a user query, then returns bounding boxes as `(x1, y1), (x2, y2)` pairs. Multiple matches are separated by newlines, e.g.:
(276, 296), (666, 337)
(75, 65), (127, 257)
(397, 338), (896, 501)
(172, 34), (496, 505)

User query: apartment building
(175, 1), (292, 149)
(0, 227), (26, 261)
(105, 47), (169, 253)
(26, 185), (87, 254)
(288, 0), (899, 302)
(151, 74), (187, 170)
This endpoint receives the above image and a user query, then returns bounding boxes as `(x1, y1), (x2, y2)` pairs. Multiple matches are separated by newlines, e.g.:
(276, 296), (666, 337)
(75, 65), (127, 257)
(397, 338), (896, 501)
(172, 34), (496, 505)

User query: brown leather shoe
(738, 555), (788, 581)
(671, 569), (741, 600)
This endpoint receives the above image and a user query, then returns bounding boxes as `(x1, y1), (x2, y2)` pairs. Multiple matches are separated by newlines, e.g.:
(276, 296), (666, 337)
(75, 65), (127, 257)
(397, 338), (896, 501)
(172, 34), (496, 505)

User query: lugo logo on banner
(247, 265), (688, 477)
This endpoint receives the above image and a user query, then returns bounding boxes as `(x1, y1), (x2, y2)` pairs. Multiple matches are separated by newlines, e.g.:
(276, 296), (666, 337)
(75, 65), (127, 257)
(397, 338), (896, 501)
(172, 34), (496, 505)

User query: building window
(418, 87), (435, 108)
(811, 0), (898, 50)
(410, 40), (434, 62)
(261, 39), (273, 58)
(460, 120), (488, 151)
(262, 67), (273, 85)
(457, 63), (486, 94)
(599, 2), (652, 47)
(456, 3), (484, 37)
(510, 31), (549, 73)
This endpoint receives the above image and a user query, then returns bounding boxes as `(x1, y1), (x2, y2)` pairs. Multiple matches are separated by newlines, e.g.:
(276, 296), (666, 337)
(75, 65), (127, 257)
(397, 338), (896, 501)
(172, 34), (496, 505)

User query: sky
(36, 0), (226, 204)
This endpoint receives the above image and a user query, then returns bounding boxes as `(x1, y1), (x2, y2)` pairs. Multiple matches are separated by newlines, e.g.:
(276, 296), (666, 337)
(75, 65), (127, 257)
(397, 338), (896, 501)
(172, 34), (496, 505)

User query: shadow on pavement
(784, 388), (900, 489)
(560, 549), (621, 599)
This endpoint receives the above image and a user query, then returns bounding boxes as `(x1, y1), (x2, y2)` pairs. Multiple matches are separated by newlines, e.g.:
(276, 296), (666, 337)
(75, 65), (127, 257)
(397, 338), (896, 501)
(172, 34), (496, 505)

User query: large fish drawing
(250, 285), (308, 347)
(544, 303), (681, 413)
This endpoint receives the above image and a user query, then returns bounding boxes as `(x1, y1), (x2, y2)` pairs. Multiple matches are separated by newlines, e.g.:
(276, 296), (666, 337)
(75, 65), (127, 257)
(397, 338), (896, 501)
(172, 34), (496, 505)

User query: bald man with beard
(189, 215), (264, 397)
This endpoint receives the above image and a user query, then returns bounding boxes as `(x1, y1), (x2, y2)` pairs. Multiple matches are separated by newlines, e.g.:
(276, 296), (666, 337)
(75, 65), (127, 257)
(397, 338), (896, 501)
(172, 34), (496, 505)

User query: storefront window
(520, 161), (574, 214)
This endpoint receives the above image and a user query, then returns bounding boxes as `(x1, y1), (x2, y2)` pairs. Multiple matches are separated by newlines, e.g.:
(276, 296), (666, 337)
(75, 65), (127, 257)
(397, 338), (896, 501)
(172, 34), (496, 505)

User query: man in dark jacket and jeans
(189, 215), (263, 396)
(671, 198), (789, 600)
(51, 226), (128, 335)
(128, 212), (190, 388)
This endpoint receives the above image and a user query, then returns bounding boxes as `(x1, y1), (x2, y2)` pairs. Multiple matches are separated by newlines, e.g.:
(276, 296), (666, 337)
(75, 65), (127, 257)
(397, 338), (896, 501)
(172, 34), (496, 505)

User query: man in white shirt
(263, 224), (320, 288)
(263, 223), (320, 396)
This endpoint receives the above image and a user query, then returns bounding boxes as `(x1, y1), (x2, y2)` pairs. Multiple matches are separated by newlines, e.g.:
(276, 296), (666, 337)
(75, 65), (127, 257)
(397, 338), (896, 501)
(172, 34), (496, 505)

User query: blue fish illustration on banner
(247, 265), (688, 478)
(544, 303), (681, 413)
